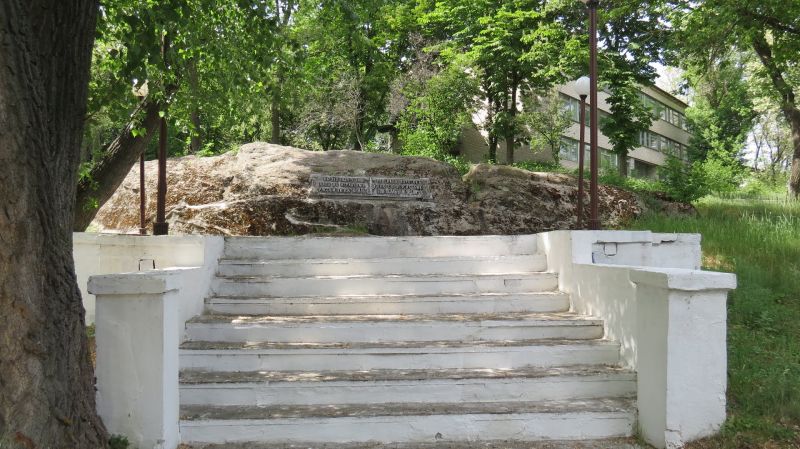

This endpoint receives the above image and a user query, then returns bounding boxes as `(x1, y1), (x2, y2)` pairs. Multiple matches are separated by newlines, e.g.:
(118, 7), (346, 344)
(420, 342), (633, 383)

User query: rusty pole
(139, 153), (147, 235)
(153, 115), (169, 235)
(587, 0), (601, 230)
(577, 94), (587, 229)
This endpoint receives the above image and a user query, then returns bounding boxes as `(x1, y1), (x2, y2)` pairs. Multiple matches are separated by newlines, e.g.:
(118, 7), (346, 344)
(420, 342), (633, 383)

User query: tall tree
(676, 0), (800, 198)
(521, 88), (573, 164)
(75, 0), (283, 229)
(298, 0), (414, 151)
(594, 0), (671, 176)
(682, 53), (756, 163)
(0, 2), (108, 448)
(423, 0), (579, 164)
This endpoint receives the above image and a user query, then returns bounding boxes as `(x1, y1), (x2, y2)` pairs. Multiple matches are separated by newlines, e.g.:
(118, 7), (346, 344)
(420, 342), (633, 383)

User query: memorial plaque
(310, 174), (432, 200)
(370, 177), (431, 199)
(310, 175), (370, 197)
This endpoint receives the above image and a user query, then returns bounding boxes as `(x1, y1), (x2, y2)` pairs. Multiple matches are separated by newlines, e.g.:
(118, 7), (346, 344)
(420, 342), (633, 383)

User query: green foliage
(421, 0), (581, 162)
(658, 156), (709, 203)
(599, 170), (664, 195)
(512, 160), (570, 174)
(520, 89), (572, 164)
(398, 64), (479, 159)
(684, 57), (756, 163)
(601, 76), (654, 173)
(701, 150), (745, 195)
(739, 171), (791, 200)
(673, 0), (800, 196)
(108, 435), (130, 449)
(630, 199), (800, 445)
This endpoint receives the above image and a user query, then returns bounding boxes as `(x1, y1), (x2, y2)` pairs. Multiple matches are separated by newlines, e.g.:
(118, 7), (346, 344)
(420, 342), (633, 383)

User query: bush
(512, 160), (570, 174)
(702, 153), (744, 195)
(109, 435), (129, 449)
(659, 156), (709, 203)
(599, 169), (664, 195)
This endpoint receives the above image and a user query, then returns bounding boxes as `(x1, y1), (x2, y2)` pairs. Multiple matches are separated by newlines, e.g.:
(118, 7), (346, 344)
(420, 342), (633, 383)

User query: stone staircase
(178, 236), (637, 447)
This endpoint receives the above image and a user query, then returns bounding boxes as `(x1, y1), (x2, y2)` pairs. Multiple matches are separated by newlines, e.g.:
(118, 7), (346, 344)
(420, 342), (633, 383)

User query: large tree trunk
(752, 33), (800, 198)
(271, 78), (281, 145)
(187, 60), (203, 153)
(74, 98), (162, 230)
(618, 154), (629, 177)
(785, 110), (800, 199)
(0, 2), (108, 449)
(505, 81), (518, 165)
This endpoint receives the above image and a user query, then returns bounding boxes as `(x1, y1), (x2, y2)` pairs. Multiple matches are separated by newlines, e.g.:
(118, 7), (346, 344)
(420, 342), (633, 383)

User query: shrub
(512, 160), (570, 174)
(599, 169), (664, 195)
(659, 156), (708, 203)
(109, 435), (129, 449)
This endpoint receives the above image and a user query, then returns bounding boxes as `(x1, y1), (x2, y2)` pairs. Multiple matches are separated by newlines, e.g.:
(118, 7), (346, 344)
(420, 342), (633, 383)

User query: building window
(639, 92), (689, 131)
(560, 137), (615, 170)
(631, 159), (657, 179)
(562, 94), (610, 126)
(600, 150), (618, 170)
(639, 130), (686, 158)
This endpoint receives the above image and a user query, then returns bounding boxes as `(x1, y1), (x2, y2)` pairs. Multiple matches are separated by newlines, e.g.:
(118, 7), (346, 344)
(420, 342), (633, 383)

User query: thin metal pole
(139, 153), (147, 235)
(577, 95), (587, 229)
(588, 0), (601, 230)
(153, 115), (169, 235)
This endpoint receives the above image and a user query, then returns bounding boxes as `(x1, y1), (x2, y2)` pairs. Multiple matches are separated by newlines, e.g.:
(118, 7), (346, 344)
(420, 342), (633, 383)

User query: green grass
(628, 197), (800, 448)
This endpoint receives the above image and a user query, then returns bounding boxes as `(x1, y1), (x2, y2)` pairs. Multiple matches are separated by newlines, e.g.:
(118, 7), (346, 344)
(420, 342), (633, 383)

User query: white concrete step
(179, 366), (636, 406)
(179, 398), (636, 444)
(213, 273), (559, 298)
(181, 439), (645, 449)
(217, 254), (548, 277)
(179, 339), (621, 372)
(223, 235), (539, 260)
(184, 313), (603, 343)
(205, 292), (571, 316)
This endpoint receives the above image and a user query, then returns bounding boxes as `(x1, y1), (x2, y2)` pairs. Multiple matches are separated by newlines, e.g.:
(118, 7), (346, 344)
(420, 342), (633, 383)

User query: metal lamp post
(139, 153), (147, 235)
(579, 0), (601, 230)
(574, 76), (590, 229)
(153, 115), (169, 235)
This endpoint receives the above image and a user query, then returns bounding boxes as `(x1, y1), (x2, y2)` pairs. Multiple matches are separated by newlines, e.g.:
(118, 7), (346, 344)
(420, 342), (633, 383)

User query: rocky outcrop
(93, 143), (645, 236)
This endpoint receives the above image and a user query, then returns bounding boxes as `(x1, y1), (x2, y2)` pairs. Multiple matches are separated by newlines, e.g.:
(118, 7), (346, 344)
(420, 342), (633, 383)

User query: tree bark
(618, 154), (629, 177)
(74, 98), (162, 231)
(505, 81), (518, 165)
(0, 2), (108, 448)
(187, 60), (203, 153)
(271, 77), (282, 144)
(486, 89), (497, 163)
(752, 33), (800, 198)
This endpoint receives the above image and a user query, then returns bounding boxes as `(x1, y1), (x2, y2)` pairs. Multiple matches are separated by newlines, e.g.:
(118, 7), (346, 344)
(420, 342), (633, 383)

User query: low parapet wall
(539, 230), (735, 449)
(73, 233), (222, 324)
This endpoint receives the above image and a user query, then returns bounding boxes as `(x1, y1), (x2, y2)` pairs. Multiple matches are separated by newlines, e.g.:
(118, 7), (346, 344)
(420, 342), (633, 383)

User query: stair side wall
(539, 230), (734, 449)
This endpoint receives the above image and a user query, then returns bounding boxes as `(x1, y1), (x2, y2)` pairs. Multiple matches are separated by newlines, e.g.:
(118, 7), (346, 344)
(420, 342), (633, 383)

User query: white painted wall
(86, 235), (223, 449)
(74, 233), (220, 324)
(539, 230), (735, 449)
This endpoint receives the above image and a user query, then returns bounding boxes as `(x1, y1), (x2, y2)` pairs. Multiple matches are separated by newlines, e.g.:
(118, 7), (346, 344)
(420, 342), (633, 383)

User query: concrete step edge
(179, 365), (634, 385)
(180, 398), (636, 421)
(185, 312), (601, 327)
(179, 338), (619, 352)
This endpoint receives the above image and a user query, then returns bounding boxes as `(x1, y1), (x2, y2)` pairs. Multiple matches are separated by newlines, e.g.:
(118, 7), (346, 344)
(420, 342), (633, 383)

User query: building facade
(456, 81), (692, 178)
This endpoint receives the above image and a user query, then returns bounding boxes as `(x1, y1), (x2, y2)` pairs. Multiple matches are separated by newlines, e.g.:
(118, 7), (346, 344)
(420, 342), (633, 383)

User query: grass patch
(628, 198), (800, 448)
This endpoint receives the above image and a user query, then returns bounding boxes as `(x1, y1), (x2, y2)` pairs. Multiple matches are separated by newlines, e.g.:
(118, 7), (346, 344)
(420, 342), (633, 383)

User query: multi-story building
(456, 81), (692, 178)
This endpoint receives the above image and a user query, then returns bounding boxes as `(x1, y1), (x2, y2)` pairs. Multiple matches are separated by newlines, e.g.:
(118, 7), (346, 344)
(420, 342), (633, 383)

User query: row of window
(559, 137), (618, 170)
(561, 94), (609, 125)
(562, 92), (689, 132)
(638, 92), (689, 131)
(639, 130), (689, 161)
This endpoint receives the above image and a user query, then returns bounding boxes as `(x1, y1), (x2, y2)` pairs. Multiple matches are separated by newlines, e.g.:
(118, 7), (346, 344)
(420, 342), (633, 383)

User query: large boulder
(93, 143), (644, 235)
